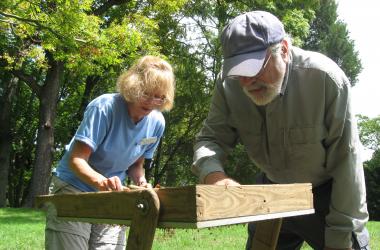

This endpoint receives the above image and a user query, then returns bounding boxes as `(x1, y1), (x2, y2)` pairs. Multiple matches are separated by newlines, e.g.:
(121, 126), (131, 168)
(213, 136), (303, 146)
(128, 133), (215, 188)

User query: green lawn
(0, 208), (378, 249)
(0, 208), (46, 249)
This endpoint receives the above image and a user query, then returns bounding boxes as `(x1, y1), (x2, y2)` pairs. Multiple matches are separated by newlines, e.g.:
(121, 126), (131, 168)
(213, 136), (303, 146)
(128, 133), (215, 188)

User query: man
(192, 11), (370, 249)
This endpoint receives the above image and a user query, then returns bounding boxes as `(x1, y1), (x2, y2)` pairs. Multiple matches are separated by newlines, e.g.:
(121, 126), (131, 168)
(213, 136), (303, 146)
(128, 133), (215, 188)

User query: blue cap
(221, 11), (285, 79)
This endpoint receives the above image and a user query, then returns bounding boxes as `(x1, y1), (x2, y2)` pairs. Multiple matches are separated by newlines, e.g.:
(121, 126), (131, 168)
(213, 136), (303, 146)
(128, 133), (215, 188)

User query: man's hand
(204, 171), (240, 186)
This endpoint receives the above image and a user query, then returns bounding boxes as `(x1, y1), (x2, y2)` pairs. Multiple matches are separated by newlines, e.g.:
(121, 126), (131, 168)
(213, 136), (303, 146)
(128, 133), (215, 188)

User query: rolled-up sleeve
(323, 74), (369, 248)
(192, 77), (238, 183)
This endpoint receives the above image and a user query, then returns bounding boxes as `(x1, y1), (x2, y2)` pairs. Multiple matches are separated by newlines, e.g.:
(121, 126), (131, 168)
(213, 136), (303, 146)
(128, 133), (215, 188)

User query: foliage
(358, 115), (380, 220)
(0, 0), (187, 206)
(303, 0), (362, 85)
(0, 0), (369, 208)
(7, 83), (39, 207)
(358, 115), (380, 151)
(364, 150), (380, 221)
(153, 0), (319, 186)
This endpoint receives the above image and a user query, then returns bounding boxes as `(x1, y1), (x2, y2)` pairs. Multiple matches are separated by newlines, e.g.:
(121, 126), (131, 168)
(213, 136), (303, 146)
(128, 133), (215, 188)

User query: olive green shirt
(193, 47), (369, 248)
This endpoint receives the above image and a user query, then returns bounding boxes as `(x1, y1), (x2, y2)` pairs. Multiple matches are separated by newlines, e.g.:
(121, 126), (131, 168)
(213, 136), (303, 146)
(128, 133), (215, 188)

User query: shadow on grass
(0, 208), (45, 225)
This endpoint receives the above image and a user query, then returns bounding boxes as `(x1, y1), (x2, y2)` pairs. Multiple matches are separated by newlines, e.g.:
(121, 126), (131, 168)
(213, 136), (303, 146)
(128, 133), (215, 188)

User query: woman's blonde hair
(116, 55), (175, 111)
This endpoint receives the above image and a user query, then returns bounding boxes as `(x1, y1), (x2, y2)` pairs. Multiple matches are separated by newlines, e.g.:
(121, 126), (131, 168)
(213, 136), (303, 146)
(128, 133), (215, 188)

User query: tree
(0, 17), (25, 207)
(304, 0), (362, 85)
(149, 0), (320, 185)
(364, 150), (380, 220)
(2, 0), (365, 207)
(358, 115), (380, 152)
(358, 115), (380, 220)
(0, 0), (185, 207)
(0, 73), (18, 207)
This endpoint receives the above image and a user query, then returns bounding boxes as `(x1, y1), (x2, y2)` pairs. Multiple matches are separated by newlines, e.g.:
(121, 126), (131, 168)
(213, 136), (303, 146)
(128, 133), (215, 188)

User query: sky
(336, 1), (380, 160)
(336, 0), (380, 118)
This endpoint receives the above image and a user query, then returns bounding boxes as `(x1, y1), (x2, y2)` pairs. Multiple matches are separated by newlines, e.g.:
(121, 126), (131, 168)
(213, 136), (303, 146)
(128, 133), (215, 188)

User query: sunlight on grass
(0, 208), (378, 249)
(0, 208), (46, 249)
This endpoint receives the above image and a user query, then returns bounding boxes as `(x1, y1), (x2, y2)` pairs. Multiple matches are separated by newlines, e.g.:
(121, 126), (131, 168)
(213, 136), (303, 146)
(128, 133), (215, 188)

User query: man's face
(240, 76), (283, 106)
(237, 47), (287, 106)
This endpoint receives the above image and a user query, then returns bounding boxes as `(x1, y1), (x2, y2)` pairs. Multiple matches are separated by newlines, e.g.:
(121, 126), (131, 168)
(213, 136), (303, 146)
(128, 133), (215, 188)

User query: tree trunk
(0, 76), (18, 207)
(22, 56), (64, 207)
(70, 75), (99, 137)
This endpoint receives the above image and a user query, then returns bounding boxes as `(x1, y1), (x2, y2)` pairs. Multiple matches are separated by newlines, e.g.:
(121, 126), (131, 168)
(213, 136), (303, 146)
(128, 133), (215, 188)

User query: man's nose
(239, 76), (256, 87)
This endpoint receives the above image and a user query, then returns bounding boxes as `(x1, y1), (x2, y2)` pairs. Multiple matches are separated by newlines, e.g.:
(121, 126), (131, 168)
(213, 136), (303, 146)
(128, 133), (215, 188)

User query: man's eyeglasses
(228, 52), (272, 81)
(257, 53), (272, 76)
(140, 94), (166, 106)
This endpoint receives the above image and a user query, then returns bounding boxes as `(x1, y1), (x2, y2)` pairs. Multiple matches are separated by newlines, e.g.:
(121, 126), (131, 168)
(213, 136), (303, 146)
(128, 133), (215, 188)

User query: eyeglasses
(258, 53), (272, 76)
(140, 94), (166, 106)
(228, 52), (272, 81)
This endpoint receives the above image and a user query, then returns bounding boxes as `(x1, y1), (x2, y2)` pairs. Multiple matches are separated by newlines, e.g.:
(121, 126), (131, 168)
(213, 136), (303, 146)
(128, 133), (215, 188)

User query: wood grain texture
(36, 184), (313, 226)
(193, 184), (313, 221)
(155, 186), (197, 222)
(251, 219), (282, 250)
(127, 188), (160, 250)
(36, 190), (142, 220)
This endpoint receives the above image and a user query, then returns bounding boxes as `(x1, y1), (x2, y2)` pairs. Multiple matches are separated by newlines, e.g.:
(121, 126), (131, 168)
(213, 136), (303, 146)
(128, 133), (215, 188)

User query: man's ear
(281, 39), (289, 62)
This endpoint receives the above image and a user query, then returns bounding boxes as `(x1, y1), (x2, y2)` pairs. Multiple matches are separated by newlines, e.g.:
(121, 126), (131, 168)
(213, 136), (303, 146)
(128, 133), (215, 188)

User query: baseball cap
(221, 11), (285, 79)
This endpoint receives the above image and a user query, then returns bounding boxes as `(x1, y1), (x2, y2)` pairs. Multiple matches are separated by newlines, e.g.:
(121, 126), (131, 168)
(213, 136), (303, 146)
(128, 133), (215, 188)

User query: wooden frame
(36, 184), (314, 250)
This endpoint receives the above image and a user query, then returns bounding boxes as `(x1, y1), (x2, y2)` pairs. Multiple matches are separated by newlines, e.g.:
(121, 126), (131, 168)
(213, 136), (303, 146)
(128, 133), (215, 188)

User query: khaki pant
(45, 176), (126, 250)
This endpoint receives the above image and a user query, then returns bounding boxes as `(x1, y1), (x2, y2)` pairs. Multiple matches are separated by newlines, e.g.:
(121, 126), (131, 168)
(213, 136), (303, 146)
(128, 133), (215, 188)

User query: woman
(45, 55), (175, 249)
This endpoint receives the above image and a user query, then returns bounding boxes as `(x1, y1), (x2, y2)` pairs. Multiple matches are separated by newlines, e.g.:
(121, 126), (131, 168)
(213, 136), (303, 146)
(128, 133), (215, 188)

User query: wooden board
(157, 184), (313, 222)
(36, 184), (313, 228)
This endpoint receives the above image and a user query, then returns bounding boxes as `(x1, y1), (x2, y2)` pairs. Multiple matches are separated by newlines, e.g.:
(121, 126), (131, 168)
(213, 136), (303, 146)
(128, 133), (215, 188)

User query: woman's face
(128, 92), (166, 123)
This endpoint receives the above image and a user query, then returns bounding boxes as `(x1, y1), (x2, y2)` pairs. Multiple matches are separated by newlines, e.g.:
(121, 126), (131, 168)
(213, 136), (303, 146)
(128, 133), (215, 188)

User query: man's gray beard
(243, 77), (283, 106)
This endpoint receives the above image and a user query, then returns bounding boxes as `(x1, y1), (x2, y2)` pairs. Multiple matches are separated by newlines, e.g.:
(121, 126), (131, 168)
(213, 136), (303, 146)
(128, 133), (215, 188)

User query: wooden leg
(126, 188), (160, 250)
(251, 218), (282, 250)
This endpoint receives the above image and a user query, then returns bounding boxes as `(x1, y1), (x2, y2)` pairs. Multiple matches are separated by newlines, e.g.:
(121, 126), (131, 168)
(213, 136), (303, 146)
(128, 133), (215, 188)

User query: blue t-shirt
(54, 93), (165, 192)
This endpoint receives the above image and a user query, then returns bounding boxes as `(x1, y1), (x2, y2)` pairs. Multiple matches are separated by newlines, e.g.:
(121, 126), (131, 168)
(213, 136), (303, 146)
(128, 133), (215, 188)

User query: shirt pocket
(287, 126), (327, 169)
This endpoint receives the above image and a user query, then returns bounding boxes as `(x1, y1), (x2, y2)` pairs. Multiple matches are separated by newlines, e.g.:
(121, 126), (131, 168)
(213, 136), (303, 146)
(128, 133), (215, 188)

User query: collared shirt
(193, 47), (369, 248)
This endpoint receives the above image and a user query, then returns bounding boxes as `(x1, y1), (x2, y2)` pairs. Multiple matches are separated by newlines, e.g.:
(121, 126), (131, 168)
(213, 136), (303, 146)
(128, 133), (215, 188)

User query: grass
(0, 208), (379, 249)
(0, 208), (45, 249)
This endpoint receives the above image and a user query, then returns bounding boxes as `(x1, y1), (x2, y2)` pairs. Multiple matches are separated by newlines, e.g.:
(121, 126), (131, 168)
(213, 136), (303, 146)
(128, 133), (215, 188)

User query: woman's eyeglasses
(140, 94), (166, 106)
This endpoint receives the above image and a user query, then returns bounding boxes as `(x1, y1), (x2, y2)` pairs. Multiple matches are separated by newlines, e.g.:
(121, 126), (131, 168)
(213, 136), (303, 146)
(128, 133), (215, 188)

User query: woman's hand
(96, 176), (124, 191)
(128, 157), (152, 188)
(134, 175), (152, 188)
(70, 141), (124, 191)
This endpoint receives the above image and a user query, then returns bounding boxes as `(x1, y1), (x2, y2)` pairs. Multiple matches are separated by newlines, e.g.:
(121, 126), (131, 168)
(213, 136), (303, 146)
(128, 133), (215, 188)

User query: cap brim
(222, 50), (267, 79)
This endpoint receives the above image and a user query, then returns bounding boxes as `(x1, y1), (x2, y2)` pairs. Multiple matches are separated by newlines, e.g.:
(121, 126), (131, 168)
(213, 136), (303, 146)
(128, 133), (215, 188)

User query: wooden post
(251, 219), (282, 250)
(126, 188), (160, 250)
